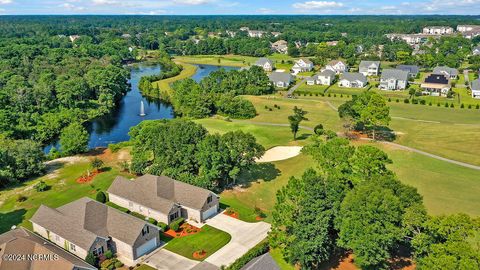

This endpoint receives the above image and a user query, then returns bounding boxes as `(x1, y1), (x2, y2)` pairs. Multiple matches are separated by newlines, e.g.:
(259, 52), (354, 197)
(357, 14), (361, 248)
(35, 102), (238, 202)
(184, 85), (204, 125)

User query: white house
(473, 46), (480, 56)
(471, 79), (480, 99)
(269, 72), (293, 88)
(292, 58), (314, 74)
(325, 60), (348, 74)
(379, 69), (409, 90)
(359, 61), (381, 76)
(306, 70), (335, 86)
(108, 175), (220, 225)
(433, 66), (459, 79)
(248, 30), (265, 38)
(422, 26), (454, 35)
(254, 58), (274, 72)
(339, 73), (368, 88)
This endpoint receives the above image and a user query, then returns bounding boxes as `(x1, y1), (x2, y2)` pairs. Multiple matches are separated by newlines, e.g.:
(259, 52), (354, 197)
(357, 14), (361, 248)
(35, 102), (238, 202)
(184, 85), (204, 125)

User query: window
(169, 212), (179, 221)
(92, 246), (104, 256)
(142, 226), (149, 236)
(70, 243), (76, 252)
(207, 195), (212, 204)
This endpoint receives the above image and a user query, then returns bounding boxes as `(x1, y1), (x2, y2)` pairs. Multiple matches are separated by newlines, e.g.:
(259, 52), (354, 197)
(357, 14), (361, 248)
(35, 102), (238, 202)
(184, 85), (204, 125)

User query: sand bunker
(256, 146), (303, 163)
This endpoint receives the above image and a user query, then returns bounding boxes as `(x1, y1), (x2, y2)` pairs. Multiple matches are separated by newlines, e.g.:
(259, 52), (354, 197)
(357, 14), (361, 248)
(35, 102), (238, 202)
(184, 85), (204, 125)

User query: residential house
(226, 30), (236, 37)
(292, 58), (314, 74)
(341, 32), (348, 37)
(0, 227), (96, 270)
(271, 40), (288, 54)
(359, 61), (381, 76)
(271, 32), (282, 37)
(457, 25), (480, 39)
(386, 34), (429, 46)
(339, 73), (368, 88)
(396, 65), (420, 79)
(325, 60), (348, 74)
(239, 27), (249, 31)
(254, 58), (274, 72)
(433, 66), (458, 79)
(121, 34), (131, 39)
(68, 35), (80, 42)
(269, 72), (293, 88)
(422, 26), (454, 35)
(473, 46), (480, 55)
(248, 30), (265, 38)
(306, 70), (335, 86)
(471, 79), (480, 99)
(108, 174), (220, 224)
(379, 69), (409, 90)
(421, 73), (451, 96)
(30, 197), (160, 265)
(326, 41), (338, 46)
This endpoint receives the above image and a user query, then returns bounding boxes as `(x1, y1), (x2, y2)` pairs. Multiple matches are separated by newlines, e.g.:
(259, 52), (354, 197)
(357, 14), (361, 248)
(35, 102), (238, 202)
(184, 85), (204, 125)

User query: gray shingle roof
(359, 60), (380, 69)
(396, 65), (420, 75)
(471, 79), (480, 90)
(381, 69), (409, 81)
(241, 253), (280, 270)
(433, 66), (458, 77)
(30, 197), (150, 251)
(341, 72), (367, 83)
(0, 227), (97, 270)
(108, 174), (215, 213)
(327, 60), (345, 66)
(298, 58), (313, 65)
(268, 72), (292, 83)
(255, 58), (273, 66)
(319, 69), (335, 77)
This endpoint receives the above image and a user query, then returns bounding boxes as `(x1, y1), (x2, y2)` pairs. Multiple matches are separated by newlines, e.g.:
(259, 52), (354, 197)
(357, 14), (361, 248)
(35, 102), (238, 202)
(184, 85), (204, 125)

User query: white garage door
(202, 205), (218, 220)
(136, 238), (157, 257)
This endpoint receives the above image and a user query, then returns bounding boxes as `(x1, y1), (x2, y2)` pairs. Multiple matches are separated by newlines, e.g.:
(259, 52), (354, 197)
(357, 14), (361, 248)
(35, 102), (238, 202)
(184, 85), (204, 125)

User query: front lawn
(163, 225), (231, 260)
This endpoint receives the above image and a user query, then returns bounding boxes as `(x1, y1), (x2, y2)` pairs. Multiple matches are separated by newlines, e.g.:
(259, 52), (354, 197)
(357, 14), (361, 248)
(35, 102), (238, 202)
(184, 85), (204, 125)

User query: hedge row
(225, 240), (269, 270)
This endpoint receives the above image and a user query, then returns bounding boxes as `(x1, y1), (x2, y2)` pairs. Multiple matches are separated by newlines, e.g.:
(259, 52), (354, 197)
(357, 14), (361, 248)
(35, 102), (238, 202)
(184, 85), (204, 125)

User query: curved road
(232, 118), (480, 171)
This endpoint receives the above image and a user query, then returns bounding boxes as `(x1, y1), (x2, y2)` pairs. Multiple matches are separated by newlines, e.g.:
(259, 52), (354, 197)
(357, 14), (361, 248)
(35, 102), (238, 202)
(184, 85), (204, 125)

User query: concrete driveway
(143, 249), (199, 270)
(205, 213), (271, 268)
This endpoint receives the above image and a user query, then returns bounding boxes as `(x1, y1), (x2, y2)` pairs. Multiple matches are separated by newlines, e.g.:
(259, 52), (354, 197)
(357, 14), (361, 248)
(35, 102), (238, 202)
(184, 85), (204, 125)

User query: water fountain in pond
(139, 101), (146, 116)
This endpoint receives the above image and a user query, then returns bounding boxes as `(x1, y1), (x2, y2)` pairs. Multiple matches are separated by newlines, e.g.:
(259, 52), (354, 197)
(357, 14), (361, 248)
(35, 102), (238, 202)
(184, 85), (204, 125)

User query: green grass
(0, 157), (132, 233)
(270, 248), (295, 270)
(174, 55), (258, 67)
(152, 61), (197, 97)
(135, 264), (157, 270)
(163, 225), (231, 260)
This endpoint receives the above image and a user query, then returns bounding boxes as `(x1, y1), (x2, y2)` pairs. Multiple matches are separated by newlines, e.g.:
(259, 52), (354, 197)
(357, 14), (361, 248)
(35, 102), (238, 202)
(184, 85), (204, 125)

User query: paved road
(205, 213), (271, 268)
(286, 77), (308, 96)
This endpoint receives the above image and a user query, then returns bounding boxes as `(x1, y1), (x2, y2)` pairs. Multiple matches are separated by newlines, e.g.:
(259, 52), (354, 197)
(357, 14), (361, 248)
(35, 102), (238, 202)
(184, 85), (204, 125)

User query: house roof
(381, 69), (409, 81)
(471, 79), (480, 90)
(424, 73), (449, 85)
(433, 66), (458, 77)
(297, 58), (313, 65)
(108, 174), (215, 213)
(240, 253), (280, 270)
(341, 72), (367, 83)
(268, 72), (292, 83)
(30, 197), (150, 251)
(255, 58), (273, 66)
(319, 69), (335, 77)
(271, 40), (287, 46)
(396, 65), (420, 75)
(0, 227), (96, 270)
(327, 60), (345, 66)
(359, 61), (380, 69)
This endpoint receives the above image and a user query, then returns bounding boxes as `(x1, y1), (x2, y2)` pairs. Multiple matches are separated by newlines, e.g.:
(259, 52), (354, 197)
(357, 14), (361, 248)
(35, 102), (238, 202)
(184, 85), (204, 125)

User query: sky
(0, 0), (479, 15)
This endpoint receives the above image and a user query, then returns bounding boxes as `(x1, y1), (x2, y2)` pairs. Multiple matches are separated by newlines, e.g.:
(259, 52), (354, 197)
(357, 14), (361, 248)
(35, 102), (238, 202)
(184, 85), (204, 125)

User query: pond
(44, 63), (239, 153)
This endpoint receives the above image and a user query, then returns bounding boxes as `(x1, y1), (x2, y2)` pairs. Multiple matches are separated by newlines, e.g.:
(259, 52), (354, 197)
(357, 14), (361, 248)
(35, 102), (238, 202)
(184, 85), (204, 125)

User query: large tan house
(108, 174), (220, 224)
(0, 227), (96, 270)
(30, 197), (160, 265)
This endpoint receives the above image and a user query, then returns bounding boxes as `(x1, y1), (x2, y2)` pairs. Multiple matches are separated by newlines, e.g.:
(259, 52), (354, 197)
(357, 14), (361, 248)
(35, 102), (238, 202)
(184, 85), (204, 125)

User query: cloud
(257, 8), (273, 14)
(293, 1), (344, 9)
(0, 0), (12, 4)
(91, 0), (118, 5)
(172, 0), (215, 5)
(59, 2), (85, 11)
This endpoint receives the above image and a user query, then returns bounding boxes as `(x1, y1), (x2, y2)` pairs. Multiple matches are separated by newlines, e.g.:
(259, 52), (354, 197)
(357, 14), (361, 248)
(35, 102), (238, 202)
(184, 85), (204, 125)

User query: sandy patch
(256, 146), (303, 163)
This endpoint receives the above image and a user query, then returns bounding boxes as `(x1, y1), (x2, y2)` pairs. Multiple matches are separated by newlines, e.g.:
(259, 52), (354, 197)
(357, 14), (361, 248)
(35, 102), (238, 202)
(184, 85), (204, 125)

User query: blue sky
(0, 0), (479, 15)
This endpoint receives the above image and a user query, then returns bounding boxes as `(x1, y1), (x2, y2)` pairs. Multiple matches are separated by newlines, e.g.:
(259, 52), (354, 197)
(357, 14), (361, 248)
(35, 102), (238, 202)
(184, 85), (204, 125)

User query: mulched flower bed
(192, 250), (207, 259)
(255, 216), (265, 221)
(76, 170), (102, 183)
(163, 223), (201, 238)
(223, 211), (239, 219)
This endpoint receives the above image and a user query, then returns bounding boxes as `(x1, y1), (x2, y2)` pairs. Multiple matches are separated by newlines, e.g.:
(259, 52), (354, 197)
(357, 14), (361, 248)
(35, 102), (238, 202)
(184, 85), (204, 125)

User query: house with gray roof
(108, 174), (219, 225)
(471, 79), (480, 99)
(474, 46), (480, 55)
(396, 65), (420, 78)
(30, 197), (160, 265)
(254, 58), (274, 72)
(379, 69), (409, 90)
(433, 66), (458, 79)
(268, 72), (293, 88)
(339, 72), (368, 88)
(325, 60), (348, 74)
(292, 58), (314, 74)
(241, 253), (280, 270)
(0, 227), (96, 270)
(359, 61), (381, 76)
(306, 69), (335, 86)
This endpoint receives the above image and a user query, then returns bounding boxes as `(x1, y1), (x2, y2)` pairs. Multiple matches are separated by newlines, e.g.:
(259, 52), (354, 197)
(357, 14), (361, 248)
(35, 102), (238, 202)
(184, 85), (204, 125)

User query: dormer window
(142, 226), (149, 236)
(207, 195), (213, 204)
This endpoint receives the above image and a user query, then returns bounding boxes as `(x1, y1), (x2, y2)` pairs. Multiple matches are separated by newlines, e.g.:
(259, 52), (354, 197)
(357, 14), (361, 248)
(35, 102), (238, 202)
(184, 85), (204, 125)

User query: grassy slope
(152, 61), (197, 96)
(163, 225), (231, 260)
(174, 54), (298, 70)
